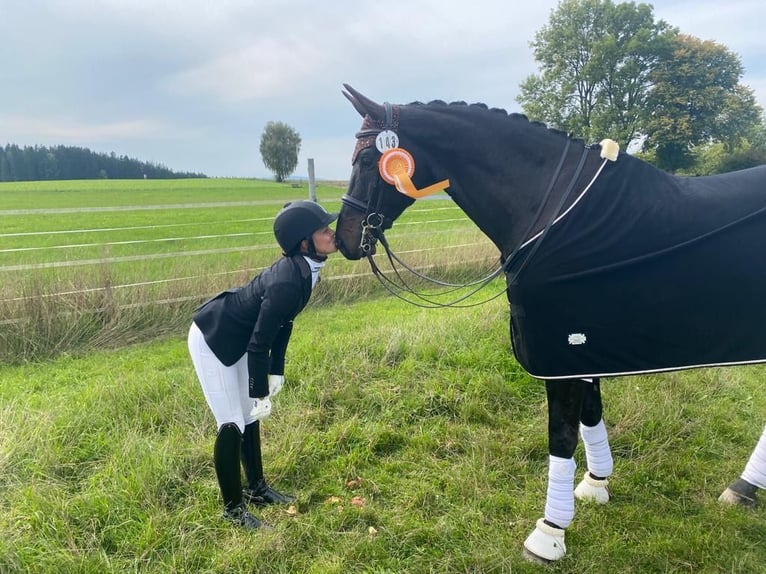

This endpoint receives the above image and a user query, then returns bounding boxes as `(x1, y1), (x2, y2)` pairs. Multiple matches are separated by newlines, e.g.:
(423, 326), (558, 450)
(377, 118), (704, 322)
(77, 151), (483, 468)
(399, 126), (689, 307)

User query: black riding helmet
(273, 200), (338, 255)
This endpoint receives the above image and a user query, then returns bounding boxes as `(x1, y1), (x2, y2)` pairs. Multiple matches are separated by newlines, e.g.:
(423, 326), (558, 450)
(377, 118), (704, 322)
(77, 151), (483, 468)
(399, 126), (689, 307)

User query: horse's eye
(358, 149), (377, 170)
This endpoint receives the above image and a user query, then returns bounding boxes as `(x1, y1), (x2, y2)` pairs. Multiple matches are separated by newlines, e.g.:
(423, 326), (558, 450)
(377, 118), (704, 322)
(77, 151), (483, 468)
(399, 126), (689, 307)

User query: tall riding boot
(241, 421), (296, 505)
(215, 422), (265, 529)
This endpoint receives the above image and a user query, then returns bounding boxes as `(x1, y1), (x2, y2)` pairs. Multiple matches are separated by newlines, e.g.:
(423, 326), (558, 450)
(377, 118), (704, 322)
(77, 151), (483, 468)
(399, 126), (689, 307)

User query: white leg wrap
(580, 420), (613, 478)
(523, 518), (567, 562)
(544, 455), (576, 528)
(574, 471), (610, 504)
(741, 425), (766, 489)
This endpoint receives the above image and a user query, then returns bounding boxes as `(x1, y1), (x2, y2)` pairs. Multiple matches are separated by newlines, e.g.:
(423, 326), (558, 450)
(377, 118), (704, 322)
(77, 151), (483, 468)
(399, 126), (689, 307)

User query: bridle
(341, 103), (399, 257)
(340, 104), (617, 309)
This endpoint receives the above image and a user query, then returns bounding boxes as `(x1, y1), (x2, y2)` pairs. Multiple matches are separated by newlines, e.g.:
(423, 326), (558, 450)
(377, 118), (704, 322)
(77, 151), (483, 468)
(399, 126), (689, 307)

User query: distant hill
(0, 144), (206, 181)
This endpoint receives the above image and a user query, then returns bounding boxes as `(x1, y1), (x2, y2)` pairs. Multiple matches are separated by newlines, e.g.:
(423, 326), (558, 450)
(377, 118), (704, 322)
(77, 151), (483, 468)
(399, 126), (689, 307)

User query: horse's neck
(445, 138), (602, 257)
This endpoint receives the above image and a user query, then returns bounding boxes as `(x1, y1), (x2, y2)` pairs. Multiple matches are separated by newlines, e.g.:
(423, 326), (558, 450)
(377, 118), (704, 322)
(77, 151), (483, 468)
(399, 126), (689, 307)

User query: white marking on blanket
(568, 333), (587, 345)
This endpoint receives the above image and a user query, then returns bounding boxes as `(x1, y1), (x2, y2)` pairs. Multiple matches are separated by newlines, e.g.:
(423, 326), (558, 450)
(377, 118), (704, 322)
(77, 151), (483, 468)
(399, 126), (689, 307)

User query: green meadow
(1, 179), (765, 573)
(0, 178), (495, 362)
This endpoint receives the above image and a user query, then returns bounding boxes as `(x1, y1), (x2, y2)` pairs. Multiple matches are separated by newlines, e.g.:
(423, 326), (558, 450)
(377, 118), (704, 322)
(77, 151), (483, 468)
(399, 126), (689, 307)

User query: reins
(368, 231), (509, 309)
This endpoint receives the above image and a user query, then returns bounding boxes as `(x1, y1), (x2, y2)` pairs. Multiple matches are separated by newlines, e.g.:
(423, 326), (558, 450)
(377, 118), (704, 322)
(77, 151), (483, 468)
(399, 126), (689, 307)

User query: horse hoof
(719, 485), (757, 508)
(522, 547), (554, 565)
(522, 518), (567, 563)
(719, 478), (758, 507)
(574, 472), (610, 504)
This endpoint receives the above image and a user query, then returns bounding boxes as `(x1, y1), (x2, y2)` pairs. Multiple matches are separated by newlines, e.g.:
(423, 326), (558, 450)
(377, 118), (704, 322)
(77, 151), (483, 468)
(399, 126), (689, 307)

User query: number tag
(375, 130), (399, 153)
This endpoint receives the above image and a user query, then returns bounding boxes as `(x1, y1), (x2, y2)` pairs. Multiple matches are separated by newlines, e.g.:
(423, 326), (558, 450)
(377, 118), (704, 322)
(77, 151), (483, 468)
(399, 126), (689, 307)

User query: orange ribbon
(378, 148), (449, 199)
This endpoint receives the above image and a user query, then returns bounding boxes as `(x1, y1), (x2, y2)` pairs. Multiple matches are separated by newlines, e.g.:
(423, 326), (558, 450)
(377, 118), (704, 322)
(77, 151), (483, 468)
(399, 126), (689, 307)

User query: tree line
(0, 144), (206, 182)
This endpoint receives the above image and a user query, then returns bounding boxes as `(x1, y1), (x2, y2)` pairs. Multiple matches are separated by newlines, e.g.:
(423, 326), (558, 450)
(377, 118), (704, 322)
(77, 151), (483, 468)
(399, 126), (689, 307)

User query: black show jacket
(193, 255), (312, 397)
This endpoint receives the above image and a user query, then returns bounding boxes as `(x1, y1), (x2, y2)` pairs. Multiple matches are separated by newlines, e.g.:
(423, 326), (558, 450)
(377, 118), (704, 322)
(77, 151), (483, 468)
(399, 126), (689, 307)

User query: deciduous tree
(644, 34), (763, 172)
(259, 121), (301, 182)
(517, 0), (674, 149)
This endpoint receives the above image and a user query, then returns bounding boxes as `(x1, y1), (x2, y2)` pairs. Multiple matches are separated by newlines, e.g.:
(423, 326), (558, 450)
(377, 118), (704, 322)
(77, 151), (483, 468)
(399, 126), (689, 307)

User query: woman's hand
(250, 397), (272, 421)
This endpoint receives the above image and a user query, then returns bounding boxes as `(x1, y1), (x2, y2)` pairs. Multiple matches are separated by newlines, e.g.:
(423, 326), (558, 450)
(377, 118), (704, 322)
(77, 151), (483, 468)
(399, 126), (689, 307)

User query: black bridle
(340, 106), (595, 309)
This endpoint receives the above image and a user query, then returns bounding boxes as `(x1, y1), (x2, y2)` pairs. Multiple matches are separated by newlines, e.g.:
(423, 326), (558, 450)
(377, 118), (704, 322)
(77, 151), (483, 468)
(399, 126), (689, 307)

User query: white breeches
(187, 322), (256, 433)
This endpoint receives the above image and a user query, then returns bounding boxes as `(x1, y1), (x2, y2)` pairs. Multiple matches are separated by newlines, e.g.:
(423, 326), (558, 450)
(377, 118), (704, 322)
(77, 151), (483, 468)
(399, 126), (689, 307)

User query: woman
(188, 200), (338, 529)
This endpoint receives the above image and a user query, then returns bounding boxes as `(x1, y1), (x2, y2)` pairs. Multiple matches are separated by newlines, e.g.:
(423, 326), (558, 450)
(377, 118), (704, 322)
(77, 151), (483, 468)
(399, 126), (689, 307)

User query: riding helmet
(273, 200), (338, 254)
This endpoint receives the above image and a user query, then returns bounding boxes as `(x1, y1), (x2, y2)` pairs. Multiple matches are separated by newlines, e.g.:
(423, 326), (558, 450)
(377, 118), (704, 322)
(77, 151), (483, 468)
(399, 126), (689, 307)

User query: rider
(187, 200), (338, 529)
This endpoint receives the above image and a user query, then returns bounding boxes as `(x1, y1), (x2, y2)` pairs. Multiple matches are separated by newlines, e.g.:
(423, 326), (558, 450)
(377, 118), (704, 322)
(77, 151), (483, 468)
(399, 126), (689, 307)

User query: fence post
(308, 158), (316, 202)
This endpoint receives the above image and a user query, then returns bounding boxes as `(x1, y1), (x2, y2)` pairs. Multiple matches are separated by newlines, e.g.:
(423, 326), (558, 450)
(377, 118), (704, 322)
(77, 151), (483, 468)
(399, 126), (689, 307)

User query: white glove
(268, 374), (285, 397)
(250, 397), (272, 421)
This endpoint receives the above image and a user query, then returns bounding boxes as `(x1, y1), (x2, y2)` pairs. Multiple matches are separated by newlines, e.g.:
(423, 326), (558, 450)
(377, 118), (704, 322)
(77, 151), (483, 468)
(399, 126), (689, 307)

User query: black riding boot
(215, 423), (266, 529)
(241, 421), (296, 505)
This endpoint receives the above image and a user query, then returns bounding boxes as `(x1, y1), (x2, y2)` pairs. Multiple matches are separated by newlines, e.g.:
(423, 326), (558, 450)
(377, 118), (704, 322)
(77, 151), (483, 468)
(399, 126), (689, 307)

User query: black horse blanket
(508, 156), (766, 379)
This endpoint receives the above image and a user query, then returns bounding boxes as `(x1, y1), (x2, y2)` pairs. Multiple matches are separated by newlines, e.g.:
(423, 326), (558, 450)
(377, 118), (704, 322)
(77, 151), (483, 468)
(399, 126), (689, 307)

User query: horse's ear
(342, 84), (385, 122)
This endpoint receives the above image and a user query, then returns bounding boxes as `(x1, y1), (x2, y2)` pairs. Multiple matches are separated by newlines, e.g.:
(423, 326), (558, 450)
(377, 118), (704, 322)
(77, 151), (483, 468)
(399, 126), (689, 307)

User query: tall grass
(2, 296), (765, 573)
(0, 247), (498, 363)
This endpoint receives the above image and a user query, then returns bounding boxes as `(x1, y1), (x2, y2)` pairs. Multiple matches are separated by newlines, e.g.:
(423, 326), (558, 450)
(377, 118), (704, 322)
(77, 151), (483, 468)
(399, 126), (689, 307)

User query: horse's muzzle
(335, 236), (372, 260)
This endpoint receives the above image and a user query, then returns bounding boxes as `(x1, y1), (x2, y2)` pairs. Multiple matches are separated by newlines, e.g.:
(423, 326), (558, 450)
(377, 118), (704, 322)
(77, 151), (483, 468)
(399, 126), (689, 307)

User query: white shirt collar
(302, 256), (325, 288)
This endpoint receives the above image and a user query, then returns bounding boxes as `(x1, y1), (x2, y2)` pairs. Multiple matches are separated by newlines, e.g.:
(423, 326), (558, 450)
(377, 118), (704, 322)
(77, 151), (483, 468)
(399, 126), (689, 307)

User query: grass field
(2, 297), (766, 573)
(0, 178), (497, 362)
(2, 179), (766, 572)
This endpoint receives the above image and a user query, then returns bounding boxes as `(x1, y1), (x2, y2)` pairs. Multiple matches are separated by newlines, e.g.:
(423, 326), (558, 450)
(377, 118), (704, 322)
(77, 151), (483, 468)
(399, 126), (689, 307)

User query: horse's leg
(574, 378), (613, 504)
(719, 424), (766, 507)
(523, 378), (584, 563)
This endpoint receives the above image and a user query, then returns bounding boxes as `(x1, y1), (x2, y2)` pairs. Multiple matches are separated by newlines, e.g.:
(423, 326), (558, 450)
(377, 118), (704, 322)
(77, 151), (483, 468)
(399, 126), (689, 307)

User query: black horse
(335, 85), (766, 562)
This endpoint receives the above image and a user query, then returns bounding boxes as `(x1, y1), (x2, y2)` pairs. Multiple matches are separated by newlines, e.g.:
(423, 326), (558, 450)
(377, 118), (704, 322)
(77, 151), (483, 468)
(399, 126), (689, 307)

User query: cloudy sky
(2, 0), (764, 181)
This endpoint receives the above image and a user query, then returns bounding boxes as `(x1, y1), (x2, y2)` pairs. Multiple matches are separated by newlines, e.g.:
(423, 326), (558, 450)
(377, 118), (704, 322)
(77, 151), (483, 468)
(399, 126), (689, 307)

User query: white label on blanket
(568, 333), (587, 345)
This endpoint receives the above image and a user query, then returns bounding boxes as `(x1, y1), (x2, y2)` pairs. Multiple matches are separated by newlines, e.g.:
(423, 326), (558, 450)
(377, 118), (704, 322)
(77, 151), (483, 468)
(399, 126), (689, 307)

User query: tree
(694, 138), (766, 175)
(259, 121), (301, 182)
(643, 34), (764, 172)
(0, 153), (10, 182)
(517, 0), (675, 149)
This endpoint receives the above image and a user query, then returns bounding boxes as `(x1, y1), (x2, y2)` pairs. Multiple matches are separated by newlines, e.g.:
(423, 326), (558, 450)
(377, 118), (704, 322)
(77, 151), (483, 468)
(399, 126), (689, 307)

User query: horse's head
(336, 84), (450, 260)
(336, 85), (607, 262)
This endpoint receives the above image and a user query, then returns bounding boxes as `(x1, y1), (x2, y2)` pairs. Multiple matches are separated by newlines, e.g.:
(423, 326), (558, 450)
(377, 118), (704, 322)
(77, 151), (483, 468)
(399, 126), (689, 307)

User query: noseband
(340, 184), (385, 255)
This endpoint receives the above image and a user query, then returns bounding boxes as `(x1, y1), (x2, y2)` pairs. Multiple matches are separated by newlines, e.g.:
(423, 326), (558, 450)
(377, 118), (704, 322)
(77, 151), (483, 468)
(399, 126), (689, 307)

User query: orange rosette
(378, 147), (449, 199)
(378, 148), (415, 185)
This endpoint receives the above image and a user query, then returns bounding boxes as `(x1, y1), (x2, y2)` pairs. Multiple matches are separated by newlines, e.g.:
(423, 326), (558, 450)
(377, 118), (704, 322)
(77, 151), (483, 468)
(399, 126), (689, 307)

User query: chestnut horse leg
(523, 378), (585, 562)
(719, 424), (766, 507)
(575, 378), (613, 503)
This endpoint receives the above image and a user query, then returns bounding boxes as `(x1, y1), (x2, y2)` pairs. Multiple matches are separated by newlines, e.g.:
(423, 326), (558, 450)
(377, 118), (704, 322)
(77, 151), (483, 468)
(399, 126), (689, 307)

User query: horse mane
(403, 99), (584, 146)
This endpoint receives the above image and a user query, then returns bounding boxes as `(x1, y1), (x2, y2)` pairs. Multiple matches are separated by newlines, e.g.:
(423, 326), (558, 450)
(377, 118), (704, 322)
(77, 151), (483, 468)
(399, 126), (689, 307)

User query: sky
(2, 0), (765, 181)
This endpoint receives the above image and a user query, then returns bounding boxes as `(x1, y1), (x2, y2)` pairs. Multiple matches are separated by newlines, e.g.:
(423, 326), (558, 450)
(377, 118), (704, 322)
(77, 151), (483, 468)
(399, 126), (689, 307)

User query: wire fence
(0, 198), (502, 360)
(1, 202), (498, 303)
